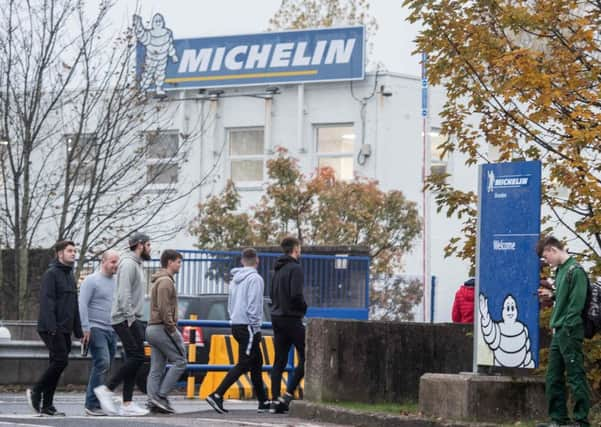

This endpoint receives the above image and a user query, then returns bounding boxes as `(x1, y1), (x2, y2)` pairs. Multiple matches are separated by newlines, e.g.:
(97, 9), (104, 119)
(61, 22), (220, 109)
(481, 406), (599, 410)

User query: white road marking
(0, 421), (53, 427)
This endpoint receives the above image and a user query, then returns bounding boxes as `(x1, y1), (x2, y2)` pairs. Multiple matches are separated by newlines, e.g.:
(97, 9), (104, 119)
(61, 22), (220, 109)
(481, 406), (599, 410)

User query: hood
(274, 255), (299, 271)
(231, 267), (258, 284)
(120, 250), (142, 265)
(151, 269), (173, 284)
(49, 258), (73, 271)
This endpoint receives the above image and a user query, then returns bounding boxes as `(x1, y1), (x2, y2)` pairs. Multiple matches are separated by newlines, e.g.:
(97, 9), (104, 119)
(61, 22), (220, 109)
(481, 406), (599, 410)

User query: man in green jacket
(537, 236), (589, 427)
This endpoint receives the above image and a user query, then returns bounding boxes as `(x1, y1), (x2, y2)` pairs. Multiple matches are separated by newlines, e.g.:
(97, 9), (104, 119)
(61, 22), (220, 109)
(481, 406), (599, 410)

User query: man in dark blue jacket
(269, 236), (307, 414)
(26, 240), (83, 416)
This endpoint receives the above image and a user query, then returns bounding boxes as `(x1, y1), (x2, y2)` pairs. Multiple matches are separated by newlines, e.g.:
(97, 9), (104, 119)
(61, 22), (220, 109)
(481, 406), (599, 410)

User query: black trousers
(106, 320), (145, 402)
(34, 332), (72, 408)
(270, 316), (305, 399)
(215, 325), (267, 402)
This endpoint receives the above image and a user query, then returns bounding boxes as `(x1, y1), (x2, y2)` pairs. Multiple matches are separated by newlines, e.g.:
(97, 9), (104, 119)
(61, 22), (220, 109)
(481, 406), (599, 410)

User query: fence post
(186, 314), (197, 399)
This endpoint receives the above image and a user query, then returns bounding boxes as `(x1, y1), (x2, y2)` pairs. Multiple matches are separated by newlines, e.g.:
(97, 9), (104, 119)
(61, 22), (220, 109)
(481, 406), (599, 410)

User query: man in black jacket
(269, 236), (307, 414)
(26, 240), (83, 416)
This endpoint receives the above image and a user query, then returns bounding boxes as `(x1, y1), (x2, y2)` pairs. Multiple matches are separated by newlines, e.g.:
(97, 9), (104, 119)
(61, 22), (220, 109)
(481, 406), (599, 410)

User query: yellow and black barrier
(197, 334), (304, 400)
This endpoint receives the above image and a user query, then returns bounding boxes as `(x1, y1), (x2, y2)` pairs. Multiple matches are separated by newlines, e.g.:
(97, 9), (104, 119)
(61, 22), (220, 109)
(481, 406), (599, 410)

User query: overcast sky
(97, 0), (421, 76)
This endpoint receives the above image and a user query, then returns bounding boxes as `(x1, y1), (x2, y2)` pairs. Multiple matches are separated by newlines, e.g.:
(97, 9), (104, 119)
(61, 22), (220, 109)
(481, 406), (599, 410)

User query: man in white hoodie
(206, 248), (268, 414)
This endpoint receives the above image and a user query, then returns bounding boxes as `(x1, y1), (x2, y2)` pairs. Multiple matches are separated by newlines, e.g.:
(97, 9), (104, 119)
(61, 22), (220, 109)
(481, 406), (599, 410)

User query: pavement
(0, 392), (346, 427)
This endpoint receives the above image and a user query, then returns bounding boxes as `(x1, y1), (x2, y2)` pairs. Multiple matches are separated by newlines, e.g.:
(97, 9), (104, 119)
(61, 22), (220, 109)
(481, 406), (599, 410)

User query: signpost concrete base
(419, 372), (545, 423)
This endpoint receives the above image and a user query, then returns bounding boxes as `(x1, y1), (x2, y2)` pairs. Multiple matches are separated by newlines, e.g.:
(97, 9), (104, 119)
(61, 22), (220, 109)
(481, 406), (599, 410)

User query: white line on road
(0, 422), (53, 427)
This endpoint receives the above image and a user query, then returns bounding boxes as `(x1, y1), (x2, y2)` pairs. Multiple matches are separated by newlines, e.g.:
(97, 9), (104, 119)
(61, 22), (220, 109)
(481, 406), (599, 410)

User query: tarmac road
(0, 392), (345, 427)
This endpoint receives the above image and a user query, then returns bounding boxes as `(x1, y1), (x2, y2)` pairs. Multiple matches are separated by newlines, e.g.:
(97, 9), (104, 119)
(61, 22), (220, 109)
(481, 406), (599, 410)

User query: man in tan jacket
(146, 250), (186, 414)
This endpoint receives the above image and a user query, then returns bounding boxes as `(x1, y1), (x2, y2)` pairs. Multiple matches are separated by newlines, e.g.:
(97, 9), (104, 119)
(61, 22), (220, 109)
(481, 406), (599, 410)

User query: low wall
(305, 318), (472, 403)
(0, 340), (126, 386)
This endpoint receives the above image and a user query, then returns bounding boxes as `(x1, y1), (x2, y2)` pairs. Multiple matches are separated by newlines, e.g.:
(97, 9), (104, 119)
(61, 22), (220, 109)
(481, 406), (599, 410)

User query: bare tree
(269, 0), (379, 66)
(0, 1), (205, 318)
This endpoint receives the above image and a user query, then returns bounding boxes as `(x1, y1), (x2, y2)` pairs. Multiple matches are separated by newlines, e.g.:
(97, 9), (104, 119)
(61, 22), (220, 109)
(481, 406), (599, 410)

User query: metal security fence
(81, 249), (370, 317)
(178, 250), (370, 310)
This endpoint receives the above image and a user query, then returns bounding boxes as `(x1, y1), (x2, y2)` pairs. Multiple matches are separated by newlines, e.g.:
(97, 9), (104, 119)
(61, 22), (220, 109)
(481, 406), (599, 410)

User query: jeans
(106, 320), (146, 402)
(85, 328), (116, 410)
(146, 325), (187, 400)
(270, 316), (305, 400)
(34, 332), (72, 409)
(214, 325), (267, 402)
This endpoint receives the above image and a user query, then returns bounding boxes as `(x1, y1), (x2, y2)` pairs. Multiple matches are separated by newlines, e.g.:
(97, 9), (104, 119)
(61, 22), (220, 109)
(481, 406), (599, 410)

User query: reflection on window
(316, 125), (354, 180)
(207, 302), (228, 320)
(64, 133), (97, 184)
(147, 163), (178, 184)
(229, 127), (264, 184)
(145, 131), (179, 185)
(430, 128), (449, 177)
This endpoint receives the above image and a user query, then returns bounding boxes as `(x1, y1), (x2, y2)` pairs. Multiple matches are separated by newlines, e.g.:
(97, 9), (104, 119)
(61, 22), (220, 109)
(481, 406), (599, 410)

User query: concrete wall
(305, 318), (472, 403)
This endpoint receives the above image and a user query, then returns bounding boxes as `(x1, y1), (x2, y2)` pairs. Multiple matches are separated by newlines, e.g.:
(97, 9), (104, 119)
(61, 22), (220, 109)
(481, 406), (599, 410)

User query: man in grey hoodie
(206, 248), (269, 414)
(94, 232), (151, 417)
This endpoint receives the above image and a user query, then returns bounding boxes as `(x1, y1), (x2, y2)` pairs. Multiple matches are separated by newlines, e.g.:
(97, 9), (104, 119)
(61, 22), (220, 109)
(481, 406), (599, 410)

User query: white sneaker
(118, 402), (149, 417)
(93, 385), (117, 415)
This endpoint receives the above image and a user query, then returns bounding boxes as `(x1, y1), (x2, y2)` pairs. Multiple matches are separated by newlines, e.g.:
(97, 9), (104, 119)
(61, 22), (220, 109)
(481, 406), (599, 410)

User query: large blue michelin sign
(133, 14), (364, 94)
(475, 161), (541, 369)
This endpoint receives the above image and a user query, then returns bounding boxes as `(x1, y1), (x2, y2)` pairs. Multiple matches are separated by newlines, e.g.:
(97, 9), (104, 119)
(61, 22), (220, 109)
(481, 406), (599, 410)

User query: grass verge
(324, 400), (418, 415)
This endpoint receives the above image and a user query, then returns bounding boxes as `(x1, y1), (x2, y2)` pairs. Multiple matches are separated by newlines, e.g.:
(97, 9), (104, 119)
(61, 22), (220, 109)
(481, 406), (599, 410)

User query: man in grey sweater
(79, 250), (119, 416)
(206, 248), (268, 414)
(94, 232), (151, 417)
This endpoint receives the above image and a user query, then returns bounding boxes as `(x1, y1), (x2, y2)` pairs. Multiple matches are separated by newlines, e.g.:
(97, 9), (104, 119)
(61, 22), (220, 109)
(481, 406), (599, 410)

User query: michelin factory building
(118, 22), (478, 321)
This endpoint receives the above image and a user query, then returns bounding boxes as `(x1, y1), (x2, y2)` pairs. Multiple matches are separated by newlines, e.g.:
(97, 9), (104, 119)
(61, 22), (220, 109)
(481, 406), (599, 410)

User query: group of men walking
(205, 236), (306, 415)
(25, 233), (306, 417)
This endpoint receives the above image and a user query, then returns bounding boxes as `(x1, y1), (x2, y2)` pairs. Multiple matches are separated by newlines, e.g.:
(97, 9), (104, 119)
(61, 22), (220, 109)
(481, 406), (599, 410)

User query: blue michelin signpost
(133, 16), (364, 94)
(474, 160), (542, 370)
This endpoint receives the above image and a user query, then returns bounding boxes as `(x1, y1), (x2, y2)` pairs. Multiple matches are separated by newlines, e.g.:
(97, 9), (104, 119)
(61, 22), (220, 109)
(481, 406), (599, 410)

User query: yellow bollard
(186, 314), (198, 399)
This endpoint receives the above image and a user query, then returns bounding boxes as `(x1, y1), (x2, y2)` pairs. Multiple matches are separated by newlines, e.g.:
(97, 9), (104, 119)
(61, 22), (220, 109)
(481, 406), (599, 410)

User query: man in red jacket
(452, 278), (475, 323)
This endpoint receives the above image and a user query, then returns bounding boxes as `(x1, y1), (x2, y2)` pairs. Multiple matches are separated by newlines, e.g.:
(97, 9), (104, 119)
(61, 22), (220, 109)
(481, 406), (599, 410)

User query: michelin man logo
(487, 170), (495, 193)
(133, 13), (178, 96)
(479, 293), (534, 368)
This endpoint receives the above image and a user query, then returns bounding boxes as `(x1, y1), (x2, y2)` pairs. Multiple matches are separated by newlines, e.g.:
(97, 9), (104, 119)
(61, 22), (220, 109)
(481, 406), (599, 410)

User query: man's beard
(141, 248), (151, 261)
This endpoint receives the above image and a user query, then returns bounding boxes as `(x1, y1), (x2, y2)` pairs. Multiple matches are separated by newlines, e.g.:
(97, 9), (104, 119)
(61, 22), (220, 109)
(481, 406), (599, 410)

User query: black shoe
(147, 401), (166, 414)
(206, 393), (228, 414)
(269, 397), (289, 414)
(150, 395), (175, 414)
(26, 388), (41, 414)
(40, 406), (66, 416)
(257, 400), (271, 413)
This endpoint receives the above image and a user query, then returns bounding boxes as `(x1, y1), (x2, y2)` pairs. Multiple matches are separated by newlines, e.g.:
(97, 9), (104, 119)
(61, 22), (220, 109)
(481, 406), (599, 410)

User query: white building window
(430, 128), (449, 177)
(145, 131), (179, 184)
(65, 133), (96, 183)
(315, 124), (355, 180)
(229, 127), (264, 184)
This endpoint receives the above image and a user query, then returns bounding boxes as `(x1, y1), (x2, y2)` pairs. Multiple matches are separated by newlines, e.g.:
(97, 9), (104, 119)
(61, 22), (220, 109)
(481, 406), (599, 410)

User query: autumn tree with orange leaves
(405, 0), (601, 393)
(190, 148), (422, 320)
(405, 0), (601, 277)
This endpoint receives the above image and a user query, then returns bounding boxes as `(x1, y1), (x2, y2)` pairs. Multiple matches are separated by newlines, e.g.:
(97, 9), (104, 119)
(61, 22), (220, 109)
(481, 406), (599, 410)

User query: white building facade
(143, 71), (476, 322)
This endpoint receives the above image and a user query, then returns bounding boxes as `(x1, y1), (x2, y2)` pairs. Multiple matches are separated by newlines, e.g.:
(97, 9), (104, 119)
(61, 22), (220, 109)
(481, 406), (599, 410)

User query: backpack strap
(566, 263), (588, 289)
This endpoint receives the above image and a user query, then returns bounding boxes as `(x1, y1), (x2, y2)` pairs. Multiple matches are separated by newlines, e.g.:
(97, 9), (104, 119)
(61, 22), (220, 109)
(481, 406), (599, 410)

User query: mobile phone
(81, 341), (89, 357)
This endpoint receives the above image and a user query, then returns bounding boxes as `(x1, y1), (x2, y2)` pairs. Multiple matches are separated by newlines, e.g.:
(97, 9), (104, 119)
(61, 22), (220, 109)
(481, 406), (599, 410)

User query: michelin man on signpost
(479, 293), (534, 368)
(133, 13), (178, 96)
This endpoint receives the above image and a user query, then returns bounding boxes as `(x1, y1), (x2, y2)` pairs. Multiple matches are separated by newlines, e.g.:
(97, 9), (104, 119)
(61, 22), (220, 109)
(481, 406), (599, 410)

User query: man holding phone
(78, 250), (119, 416)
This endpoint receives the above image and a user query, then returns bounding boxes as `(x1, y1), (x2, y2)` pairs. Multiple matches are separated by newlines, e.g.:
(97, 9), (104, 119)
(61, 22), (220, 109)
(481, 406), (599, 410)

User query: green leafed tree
(189, 181), (256, 250)
(190, 148), (422, 320)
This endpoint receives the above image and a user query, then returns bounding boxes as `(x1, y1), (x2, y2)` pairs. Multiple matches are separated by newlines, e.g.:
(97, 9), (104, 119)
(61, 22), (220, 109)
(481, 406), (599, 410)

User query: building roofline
(365, 70), (420, 81)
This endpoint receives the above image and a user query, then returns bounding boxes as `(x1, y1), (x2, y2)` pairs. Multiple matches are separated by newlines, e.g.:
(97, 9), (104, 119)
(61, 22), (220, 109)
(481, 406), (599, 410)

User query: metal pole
(421, 52), (430, 322)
